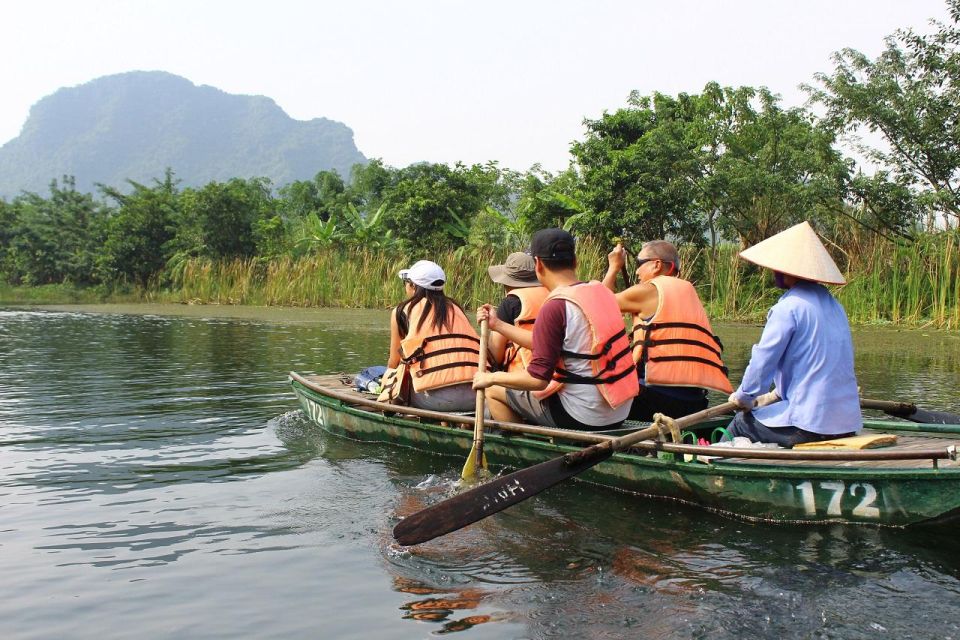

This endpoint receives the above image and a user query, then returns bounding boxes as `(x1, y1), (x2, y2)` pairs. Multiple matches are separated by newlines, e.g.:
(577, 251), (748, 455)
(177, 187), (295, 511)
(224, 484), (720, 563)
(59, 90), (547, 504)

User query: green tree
(379, 162), (506, 251)
(6, 177), (106, 285)
(97, 170), (179, 286)
(707, 87), (849, 247)
(571, 91), (710, 244)
(807, 0), (960, 229)
(514, 166), (585, 234)
(173, 177), (274, 259)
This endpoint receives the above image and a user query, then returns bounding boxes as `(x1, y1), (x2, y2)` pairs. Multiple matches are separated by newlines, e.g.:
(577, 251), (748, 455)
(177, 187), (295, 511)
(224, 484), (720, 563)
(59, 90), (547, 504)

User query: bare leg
(485, 385), (521, 422)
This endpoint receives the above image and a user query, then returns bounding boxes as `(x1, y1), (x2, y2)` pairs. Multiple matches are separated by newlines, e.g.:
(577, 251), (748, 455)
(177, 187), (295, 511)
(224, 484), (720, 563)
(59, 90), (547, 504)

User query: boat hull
(291, 377), (960, 528)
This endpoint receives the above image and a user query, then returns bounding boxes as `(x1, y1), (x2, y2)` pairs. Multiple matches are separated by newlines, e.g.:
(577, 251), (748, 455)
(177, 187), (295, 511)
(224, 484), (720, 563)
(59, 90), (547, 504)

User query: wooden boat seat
(794, 434), (897, 450)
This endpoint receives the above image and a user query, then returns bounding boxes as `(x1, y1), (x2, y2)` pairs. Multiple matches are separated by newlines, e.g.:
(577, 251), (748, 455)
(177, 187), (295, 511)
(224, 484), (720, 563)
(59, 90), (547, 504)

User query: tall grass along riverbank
(166, 234), (959, 330)
(3, 235), (957, 330)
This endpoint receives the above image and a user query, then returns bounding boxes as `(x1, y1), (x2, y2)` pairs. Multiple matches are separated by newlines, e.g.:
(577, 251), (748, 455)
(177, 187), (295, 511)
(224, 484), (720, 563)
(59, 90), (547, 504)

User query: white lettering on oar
(480, 479), (526, 512)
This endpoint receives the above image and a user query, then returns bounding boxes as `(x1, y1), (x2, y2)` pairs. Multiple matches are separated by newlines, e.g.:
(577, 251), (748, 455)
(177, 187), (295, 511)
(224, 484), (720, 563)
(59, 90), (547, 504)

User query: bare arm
(387, 307), (403, 368)
(488, 331), (508, 365)
(615, 282), (659, 317)
(473, 369), (549, 392)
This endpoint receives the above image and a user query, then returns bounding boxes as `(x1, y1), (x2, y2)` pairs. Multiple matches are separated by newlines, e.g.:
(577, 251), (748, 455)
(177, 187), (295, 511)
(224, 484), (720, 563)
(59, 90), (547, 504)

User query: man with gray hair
(604, 239), (733, 421)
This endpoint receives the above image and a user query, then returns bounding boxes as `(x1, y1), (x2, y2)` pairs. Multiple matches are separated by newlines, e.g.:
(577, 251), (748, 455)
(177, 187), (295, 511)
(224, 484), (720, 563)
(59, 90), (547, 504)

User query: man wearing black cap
(474, 229), (639, 430)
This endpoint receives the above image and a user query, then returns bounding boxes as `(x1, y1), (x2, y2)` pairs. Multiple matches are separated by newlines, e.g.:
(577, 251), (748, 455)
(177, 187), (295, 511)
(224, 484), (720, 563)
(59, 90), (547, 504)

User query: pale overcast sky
(1, 0), (950, 172)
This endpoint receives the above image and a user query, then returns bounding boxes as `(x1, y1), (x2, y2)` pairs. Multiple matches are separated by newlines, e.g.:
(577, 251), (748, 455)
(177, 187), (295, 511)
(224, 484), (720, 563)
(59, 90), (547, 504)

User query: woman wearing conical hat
(726, 221), (862, 446)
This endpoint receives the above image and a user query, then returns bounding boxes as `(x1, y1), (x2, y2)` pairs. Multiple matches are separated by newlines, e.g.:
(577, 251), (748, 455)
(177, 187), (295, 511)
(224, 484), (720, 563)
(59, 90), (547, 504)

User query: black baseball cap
(529, 228), (576, 260)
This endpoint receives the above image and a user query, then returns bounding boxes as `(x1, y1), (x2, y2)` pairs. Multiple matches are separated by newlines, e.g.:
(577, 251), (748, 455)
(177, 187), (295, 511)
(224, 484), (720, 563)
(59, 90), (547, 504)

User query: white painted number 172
(795, 481), (879, 518)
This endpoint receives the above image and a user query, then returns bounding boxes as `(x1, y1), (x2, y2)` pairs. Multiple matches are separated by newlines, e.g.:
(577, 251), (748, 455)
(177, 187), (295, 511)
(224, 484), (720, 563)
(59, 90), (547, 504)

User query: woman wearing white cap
(380, 259), (479, 411)
(726, 222), (862, 446)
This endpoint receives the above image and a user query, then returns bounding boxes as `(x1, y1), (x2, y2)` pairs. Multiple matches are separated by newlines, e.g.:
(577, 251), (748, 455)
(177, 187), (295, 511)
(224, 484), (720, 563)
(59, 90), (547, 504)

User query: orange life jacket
(502, 285), (550, 373)
(399, 299), (480, 393)
(533, 281), (639, 409)
(631, 275), (733, 394)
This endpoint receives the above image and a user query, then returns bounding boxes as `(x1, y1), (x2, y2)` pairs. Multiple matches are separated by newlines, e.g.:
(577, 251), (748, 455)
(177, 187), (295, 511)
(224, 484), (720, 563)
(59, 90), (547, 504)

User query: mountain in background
(0, 71), (367, 198)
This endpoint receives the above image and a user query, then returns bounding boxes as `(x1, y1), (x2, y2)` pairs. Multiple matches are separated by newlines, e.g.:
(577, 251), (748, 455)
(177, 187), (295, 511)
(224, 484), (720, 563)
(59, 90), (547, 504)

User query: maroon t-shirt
(526, 297), (568, 381)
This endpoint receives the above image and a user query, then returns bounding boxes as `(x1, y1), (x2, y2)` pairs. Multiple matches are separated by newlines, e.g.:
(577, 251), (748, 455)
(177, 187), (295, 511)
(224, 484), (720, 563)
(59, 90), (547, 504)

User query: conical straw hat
(739, 221), (846, 285)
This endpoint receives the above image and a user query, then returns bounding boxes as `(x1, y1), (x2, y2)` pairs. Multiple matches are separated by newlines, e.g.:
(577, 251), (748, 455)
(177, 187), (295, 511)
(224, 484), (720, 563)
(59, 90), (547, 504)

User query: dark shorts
(504, 389), (622, 431)
(629, 385), (708, 422)
(727, 411), (856, 448)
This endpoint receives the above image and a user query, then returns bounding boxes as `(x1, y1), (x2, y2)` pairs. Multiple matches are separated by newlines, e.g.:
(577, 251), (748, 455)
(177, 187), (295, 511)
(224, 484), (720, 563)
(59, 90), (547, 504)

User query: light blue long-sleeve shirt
(732, 281), (862, 435)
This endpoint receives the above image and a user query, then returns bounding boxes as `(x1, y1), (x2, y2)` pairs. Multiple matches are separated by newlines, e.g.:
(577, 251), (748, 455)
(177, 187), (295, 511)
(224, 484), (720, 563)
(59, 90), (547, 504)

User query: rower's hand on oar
(472, 371), (495, 391)
(475, 304), (500, 331)
(607, 243), (626, 273)
(728, 391), (754, 411)
(728, 390), (780, 410)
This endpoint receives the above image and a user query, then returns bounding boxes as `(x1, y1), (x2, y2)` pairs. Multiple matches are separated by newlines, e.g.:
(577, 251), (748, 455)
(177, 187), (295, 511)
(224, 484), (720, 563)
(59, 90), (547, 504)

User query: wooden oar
(395, 401), (738, 546)
(861, 398), (960, 425)
(461, 318), (490, 480)
(613, 234), (633, 288)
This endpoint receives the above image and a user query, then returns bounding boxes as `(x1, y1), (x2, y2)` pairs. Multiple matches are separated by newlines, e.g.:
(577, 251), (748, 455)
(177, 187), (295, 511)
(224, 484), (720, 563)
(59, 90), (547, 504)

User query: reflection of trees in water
(395, 576), (494, 634)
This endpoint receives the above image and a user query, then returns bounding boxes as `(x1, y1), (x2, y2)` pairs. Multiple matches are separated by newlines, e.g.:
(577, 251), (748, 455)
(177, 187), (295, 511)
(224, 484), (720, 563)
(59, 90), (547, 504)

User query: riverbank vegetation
(1, 1), (959, 328)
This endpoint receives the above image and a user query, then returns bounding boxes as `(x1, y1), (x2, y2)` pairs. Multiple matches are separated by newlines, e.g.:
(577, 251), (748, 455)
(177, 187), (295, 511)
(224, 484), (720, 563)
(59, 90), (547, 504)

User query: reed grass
(30, 232), (951, 330)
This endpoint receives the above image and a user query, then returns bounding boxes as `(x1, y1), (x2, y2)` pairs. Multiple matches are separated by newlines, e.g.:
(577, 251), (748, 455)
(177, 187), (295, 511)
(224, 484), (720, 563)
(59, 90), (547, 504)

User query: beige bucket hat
(739, 221), (846, 285)
(487, 252), (540, 288)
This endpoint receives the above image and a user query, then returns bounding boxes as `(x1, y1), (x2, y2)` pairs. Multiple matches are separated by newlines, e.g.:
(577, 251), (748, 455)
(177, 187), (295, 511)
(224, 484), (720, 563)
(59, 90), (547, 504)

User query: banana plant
(342, 203), (396, 249)
(294, 211), (345, 253)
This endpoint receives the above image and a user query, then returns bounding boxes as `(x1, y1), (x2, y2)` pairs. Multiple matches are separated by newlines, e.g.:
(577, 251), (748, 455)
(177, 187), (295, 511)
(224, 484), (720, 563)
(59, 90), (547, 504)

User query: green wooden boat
(290, 372), (960, 528)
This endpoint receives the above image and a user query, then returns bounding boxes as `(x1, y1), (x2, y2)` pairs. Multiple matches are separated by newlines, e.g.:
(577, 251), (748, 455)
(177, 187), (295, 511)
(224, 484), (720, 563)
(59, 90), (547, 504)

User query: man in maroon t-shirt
(473, 229), (632, 431)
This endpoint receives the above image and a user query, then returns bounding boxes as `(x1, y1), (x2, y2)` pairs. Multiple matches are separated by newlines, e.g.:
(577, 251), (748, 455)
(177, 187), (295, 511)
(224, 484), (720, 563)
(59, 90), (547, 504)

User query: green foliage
(379, 162), (508, 252)
(515, 167), (583, 233)
(572, 85), (849, 248)
(807, 0), (960, 228)
(5, 177), (106, 285)
(97, 170), (179, 286)
(173, 177), (274, 259)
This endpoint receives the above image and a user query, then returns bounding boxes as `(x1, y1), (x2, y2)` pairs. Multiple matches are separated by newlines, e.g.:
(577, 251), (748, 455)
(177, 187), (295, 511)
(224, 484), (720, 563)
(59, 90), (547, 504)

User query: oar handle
(472, 319), (489, 449)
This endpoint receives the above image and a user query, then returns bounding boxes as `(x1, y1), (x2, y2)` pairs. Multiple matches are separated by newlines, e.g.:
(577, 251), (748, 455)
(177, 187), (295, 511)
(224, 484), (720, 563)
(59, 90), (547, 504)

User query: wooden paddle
(395, 400), (738, 546)
(461, 318), (490, 480)
(861, 398), (960, 425)
(613, 233), (633, 288)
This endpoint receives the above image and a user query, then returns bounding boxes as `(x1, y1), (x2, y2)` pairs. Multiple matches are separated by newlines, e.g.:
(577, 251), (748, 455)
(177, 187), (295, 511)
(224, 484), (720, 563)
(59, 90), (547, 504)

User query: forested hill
(0, 71), (367, 197)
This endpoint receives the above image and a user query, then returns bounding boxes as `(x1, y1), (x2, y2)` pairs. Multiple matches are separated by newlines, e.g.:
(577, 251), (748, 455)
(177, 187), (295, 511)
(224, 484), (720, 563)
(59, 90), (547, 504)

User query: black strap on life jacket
(401, 333), (481, 365)
(553, 361), (637, 385)
(551, 328), (635, 385)
(632, 321), (726, 377)
(415, 360), (480, 377)
(648, 354), (729, 376)
(560, 328), (627, 360)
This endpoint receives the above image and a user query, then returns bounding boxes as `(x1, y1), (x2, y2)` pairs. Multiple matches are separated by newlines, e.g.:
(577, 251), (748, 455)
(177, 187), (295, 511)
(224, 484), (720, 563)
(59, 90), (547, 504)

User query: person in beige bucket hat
(725, 221), (862, 447)
(486, 252), (549, 372)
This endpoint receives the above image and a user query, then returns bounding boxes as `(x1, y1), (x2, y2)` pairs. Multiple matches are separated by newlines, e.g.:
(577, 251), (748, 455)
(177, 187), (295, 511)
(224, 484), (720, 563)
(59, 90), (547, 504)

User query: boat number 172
(795, 481), (880, 518)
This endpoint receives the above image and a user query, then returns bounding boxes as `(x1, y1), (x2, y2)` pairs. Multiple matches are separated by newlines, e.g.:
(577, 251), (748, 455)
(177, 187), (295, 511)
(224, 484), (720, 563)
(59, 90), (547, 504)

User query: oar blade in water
(395, 444), (613, 546)
(910, 408), (960, 425)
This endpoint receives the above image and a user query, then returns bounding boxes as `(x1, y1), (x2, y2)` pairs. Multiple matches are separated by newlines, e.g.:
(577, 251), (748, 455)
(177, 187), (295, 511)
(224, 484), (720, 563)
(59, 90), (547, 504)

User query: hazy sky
(1, 0), (950, 172)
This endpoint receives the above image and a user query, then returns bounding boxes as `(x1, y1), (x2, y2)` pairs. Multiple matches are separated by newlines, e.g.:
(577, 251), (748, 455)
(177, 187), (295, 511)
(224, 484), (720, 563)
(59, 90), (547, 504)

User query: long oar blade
(861, 398), (960, 425)
(396, 439), (616, 546)
(909, 408), (960, 425)
(395, 401), (736, 546)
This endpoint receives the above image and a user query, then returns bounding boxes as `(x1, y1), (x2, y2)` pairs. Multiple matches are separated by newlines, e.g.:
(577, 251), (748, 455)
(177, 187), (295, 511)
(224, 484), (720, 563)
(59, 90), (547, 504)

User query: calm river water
(1, 304), (959, 639)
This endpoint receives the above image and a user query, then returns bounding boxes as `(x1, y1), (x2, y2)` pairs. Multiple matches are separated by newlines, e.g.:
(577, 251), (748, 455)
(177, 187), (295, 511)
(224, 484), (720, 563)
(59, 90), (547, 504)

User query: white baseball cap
(398, 260), (446, 290)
